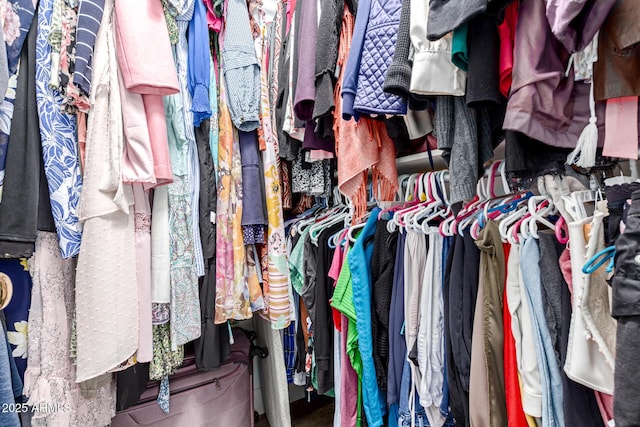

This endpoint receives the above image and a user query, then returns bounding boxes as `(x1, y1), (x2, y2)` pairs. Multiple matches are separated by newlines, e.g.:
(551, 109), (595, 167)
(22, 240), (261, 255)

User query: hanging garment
(167, 175), (202, 349)
(502, 244), (530, 427)
(208, 55), (219, 172)
(313, 0), (344, 121)
(311, 223), (344, 394)
(222, 0), (260, 132)
(0, 259), (31, 384)
(384, 0), (412, 100)
(340, 0), (371, 120)
(142, 94), (174, 190)
(426, 0), (485, 42)
(538, 232), (606, 427)
(601, 97), (639, 161)
(24, 232), (116, 427)
(118, 74), (156, 186)
(0, 13), (54, 259)
(498, 1), (518, 97)
(370, 221), (398, 392)
(503, 0), (606, 149)
(565, 218), (615, 394)
(410, 0), (466, 97)
(0, 324), (18, 427)
(417, 231), (446, 426)
(469, 260), (491, 427)
(611, 190), (640, 426)
(475, 221), (508, 426)
(334, 326), (342, 427)
(545, 0), (616, 54)
(174, 13), (206, 279)
(193, 117), (231, 371)
(404, 231), (427, 362)
(256, 23), (292, 329)
(334, 10), (398, 222)
(113, 0), (179, 95)
(0, 0), (27, 205)
(36, 0), (84, 259)
(150, 185), (170, 318)
(215, 63), (251, 324)
(5, 0), (37, 74)
(132, 185), (153, 363)
(73, 0), (106, 95)
(465, 7), (504, 108)
(435, 95), (494, 206)
(292, 0), (319, 121)
(593, 0), (640, 101)
(521, 237), (565, 427)
(350, 209), (385, 427)
(353, 0), (406, 116)
(332, 249), (365, 427)
(580, 212), (617, 371)
(398, 356), (429, 427)
(238, 130), (267, 244)
(506, 244), (543, 420)
(74, 0), (138, 382)
(187, 0), (211, 127)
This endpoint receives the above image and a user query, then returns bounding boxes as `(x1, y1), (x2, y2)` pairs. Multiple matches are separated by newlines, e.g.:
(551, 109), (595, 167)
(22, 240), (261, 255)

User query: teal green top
(288, 228), (310, 295)
(452, 24), (469, 72)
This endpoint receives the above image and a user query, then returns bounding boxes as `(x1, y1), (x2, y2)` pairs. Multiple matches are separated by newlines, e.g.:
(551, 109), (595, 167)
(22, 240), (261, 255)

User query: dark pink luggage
(112, 329), (263, 427)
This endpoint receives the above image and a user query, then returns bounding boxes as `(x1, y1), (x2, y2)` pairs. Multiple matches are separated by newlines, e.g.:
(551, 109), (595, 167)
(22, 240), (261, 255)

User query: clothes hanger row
(292, 161), (637, 253)
(374, 160), (570, 245)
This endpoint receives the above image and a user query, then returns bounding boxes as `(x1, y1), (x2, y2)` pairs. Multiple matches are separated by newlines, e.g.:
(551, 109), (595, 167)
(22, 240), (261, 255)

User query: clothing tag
(210, 211), (216, 224)
(608, 420), (616, 427)
(334, 64), (341, 80)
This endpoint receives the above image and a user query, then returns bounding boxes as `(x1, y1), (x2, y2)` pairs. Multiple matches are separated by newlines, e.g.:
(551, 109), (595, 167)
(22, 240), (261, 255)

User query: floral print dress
(215, 59), (252, 324)
(35, 0), (83, 259)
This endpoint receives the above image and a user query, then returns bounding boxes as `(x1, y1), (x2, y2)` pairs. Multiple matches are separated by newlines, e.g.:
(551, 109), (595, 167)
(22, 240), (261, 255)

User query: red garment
(498, 1), (519, 97)
(502, 243), (530, 427)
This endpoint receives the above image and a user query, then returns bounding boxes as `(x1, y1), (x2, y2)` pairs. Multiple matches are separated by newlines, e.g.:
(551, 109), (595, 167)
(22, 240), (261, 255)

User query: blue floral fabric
(35, 0), (83, 258)
(5, 0), (38, 75)
(0, 259), (31, 386)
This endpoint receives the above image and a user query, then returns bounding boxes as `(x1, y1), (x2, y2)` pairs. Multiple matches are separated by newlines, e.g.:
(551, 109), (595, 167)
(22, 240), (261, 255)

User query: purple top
(293, 0), (318, 121)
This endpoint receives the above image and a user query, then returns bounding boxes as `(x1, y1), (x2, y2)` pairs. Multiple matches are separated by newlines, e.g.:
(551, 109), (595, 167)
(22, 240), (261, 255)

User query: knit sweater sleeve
(312, 0), (344, 120)
(383, 0), (412, 99)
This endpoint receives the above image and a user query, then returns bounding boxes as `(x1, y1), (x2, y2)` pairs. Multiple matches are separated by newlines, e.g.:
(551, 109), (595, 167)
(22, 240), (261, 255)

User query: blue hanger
(582, 245), (616, 275)
(478, 191), (534, 229)
(487, 191), (534, 215)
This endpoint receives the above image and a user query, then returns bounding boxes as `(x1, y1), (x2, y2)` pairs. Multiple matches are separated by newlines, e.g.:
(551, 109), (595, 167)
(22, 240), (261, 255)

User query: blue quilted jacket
(353, 0), (406, 116)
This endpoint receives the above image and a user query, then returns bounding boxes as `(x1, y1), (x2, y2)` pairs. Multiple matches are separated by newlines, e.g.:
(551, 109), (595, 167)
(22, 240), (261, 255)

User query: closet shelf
(395, 141), (505, 175)
(395, 150), (448, 174)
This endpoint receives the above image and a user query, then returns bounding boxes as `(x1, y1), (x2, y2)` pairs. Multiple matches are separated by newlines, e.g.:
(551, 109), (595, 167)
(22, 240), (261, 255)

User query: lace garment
(24, 232), (115, 427)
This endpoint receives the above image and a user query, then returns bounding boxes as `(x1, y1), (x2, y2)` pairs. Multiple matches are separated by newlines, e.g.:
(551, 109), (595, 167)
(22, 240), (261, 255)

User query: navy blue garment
(0, 259), (31, 384)
(387, 231), (407, 408)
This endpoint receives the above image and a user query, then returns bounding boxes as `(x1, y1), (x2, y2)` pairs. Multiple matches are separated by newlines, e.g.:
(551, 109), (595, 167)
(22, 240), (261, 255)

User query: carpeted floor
(255, 396), (334, 426)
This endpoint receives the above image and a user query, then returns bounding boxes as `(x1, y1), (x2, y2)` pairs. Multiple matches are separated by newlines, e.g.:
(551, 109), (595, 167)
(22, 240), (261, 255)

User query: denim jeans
(399, 359), (429, 427)
(0, 328), (18, 427)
